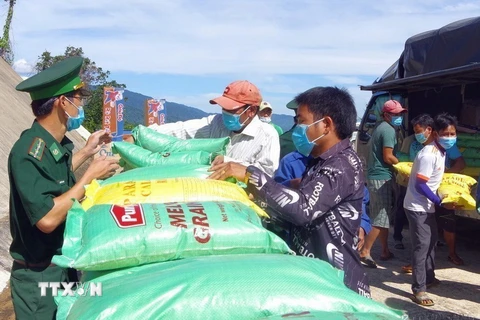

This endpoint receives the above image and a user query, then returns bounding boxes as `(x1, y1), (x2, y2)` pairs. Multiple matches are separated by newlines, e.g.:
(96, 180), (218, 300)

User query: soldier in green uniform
(8, 56), (119, 319)
(279, 99), (298, 159)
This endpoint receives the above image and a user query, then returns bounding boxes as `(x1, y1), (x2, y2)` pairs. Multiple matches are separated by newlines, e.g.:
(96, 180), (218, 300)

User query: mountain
(121, 89), (294, 132)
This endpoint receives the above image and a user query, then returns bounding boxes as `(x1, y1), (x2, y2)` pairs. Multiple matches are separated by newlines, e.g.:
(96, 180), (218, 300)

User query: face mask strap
(238, 106), (251, 127)
(64, 97), (81, 117)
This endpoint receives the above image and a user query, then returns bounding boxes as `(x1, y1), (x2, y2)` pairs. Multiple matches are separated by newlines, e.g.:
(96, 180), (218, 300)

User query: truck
(356, 16), (480, 220)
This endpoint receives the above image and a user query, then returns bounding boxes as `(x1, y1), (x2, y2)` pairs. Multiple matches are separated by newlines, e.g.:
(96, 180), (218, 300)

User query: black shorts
(435, 205), (456, 233)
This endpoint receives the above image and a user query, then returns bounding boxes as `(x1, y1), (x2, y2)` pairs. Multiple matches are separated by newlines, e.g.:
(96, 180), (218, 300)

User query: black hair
(411, 114), (434, 129)
(30, 88), (90, 117)
(294, 86), (356, 139)
(433, 113), (457, 132)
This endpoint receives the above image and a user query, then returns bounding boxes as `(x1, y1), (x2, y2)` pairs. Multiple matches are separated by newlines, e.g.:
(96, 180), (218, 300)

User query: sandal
(410, 293), (435, 306)
(402, 264), (412, 274)
(394, 241), (405, 250)
(448, 255), (464, 266)
(427, 278), (441, 289)
(360, 256), (377, 268)
(379, 252), (395, 261)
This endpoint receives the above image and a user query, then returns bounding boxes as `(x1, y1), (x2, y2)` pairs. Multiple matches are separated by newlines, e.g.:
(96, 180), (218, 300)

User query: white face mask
(260, 116), (271, 123)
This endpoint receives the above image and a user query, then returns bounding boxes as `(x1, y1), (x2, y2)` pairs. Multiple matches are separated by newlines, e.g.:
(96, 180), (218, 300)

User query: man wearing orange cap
(359, 100), (406, 268)
(147, 80), (280, 176)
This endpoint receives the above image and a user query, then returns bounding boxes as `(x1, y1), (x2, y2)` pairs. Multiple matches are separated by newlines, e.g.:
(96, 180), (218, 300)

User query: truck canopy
(361, 17), (480, 92)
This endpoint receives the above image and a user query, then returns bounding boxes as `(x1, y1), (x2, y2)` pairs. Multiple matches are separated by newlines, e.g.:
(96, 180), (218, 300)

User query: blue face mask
(438, 136), (457, 150)
(65, 98), (85, 131)
(292, 118), (325, 156)
(390, 115), (403, 127)
(415, 131), (429, 144)
(222, 106), (250, 131)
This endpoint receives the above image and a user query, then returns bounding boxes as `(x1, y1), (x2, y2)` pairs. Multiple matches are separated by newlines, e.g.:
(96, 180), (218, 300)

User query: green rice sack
(56, 254), (406, 320)
(112, 141), (213, 168)
(100, 164), (211, 186)
(52, 200), (290, 271)
(132, 125), (230, 154)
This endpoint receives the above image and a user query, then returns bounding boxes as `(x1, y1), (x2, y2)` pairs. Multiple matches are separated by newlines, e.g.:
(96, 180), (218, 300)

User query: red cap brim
(209, 96), (245, 111)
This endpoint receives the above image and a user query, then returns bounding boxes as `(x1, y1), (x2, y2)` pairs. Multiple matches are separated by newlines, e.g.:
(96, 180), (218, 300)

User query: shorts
(435, 205), (457, 233)
(367, 179), (394, 229)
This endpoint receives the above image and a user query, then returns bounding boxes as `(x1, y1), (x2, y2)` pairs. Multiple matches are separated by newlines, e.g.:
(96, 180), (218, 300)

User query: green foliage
(124, 122), (136, 131)
(0, 0), (16, 64)
(35, 46), (126, 132)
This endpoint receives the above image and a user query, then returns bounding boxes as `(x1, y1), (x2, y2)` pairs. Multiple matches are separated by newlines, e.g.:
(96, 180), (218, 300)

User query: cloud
(12, 59), (34, 74)
(5, 1), (479, 117)
(8, 1), (480, 76)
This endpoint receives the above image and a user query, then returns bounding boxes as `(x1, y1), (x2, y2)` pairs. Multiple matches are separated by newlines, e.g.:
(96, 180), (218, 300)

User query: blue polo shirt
(274, 151), (372, 234)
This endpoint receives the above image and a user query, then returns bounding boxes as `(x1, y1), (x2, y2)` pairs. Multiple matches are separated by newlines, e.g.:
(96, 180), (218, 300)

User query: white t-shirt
(403, 142), (446, 213)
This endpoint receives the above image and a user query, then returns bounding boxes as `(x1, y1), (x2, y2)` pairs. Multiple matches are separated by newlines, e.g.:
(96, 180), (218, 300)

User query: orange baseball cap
(210, 80), (263, 111)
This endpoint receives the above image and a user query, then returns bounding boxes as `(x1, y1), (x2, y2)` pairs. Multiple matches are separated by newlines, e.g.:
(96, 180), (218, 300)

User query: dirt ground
(0, 224), (479, 319)
(367, 224), (480, 320)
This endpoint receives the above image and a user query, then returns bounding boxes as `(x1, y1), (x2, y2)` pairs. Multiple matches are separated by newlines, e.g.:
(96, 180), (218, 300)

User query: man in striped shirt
(147, 80), (280, 176)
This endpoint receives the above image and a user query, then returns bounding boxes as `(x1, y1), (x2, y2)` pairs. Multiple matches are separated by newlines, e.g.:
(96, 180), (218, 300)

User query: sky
(2, 0), (480, 117)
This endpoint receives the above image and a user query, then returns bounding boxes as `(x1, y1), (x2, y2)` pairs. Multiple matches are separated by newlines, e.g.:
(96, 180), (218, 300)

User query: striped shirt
(149, 114), (280, 176)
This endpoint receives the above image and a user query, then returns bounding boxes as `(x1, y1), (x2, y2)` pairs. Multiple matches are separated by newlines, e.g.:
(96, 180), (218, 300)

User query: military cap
(16, 56), (85, 100)
(286, 99), (298, 109)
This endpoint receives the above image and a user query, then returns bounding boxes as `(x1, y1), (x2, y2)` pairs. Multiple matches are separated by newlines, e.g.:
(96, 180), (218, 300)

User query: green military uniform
(9, 56), (84, 319)
(279, 126), (295, 159)
(270, 122), (284, 136)
(279, 99), (298, 159)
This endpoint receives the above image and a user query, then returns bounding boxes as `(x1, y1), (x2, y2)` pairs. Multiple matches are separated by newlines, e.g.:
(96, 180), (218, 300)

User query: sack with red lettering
(81, 177), (269, 218)
(55, 254), (406, 320)
(52, 200), (291, 271)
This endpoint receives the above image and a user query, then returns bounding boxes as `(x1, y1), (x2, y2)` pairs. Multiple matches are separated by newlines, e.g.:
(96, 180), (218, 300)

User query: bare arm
(383, 147), (399, 165)
(445, 157), (466, 173)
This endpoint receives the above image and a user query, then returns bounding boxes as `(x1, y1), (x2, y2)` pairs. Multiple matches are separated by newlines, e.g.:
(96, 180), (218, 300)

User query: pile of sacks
(457, 133), (480, 178)
(53, 127), (406, 319)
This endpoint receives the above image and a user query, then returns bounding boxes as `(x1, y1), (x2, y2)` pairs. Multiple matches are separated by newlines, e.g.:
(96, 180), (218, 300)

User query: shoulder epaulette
(28, 137), (46, 161)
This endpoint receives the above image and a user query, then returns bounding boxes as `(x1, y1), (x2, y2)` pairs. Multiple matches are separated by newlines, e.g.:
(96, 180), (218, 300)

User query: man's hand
(289, 178), (302, 189)
(208, 161), (247, 181)
(123, 135), (135, 144)
(441, 202), (462, 210)
(357, 228), (366, 252)
(211, 155), (225, 167)
(84, 155), (120, 182)
(84, 130), (113, 156)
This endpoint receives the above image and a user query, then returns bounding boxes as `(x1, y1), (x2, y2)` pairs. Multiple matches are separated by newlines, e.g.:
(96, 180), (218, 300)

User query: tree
(0, 0), (16, 64)
(35, 46), (126, 132)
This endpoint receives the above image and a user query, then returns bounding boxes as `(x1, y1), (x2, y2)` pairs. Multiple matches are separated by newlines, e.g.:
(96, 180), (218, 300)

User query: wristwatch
(244, 166), (256, 184)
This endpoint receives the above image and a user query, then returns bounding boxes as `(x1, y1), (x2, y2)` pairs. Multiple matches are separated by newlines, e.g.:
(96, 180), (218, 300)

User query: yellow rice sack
(441, 173), (477, 191)
(393, 162), (413, 187)
(393, 162), (477, 210)
(82, 178), (268, 218)
(438, 185), (476, 210)
(392, 162), (413, 176)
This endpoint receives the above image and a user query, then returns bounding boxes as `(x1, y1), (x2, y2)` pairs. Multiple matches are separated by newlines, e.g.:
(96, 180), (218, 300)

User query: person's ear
(249, 106), (258, 117)
(323, 116), (333, 132)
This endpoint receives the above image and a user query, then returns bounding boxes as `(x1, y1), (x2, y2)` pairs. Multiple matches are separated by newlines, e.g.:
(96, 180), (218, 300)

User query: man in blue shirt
(274, 150), (372, 250)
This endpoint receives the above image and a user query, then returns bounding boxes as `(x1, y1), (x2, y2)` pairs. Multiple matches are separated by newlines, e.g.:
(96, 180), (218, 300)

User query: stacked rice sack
(53, 127), (406, 319)
(457, 133), (480, 178)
